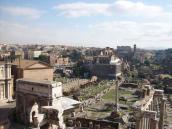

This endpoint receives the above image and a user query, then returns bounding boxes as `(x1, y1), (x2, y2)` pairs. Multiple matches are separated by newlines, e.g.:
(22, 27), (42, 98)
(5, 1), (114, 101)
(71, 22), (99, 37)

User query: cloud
(89, 21), (172, 47)
(0, 20), (172, 48)
(113, 0), (164, 17)
(0, 6), (42, 19)
(54, 0), (168, 17)
(54, 2), (110, 17)
(0, 21), (85, 45)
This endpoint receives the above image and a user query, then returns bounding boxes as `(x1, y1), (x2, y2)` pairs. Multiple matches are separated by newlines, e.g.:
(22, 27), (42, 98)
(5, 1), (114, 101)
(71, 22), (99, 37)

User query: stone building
(0, 44), (7, 51)
(24, 49), (34, 60)
(0, 52), (11, 61)
(55, 57), (70, 66)
(10, 49), (25, 59)
(12, 59), (53, 81)
(12, 59), (53, 95)
(101, 47), (115, 56)
(16, 78), (80, 129)
(117, 46), (133, 60)
(0, 61), (13, 100)
(33, 50), (42, 58)
(84, 54), (122, 79)
(50, 54), (71, 67)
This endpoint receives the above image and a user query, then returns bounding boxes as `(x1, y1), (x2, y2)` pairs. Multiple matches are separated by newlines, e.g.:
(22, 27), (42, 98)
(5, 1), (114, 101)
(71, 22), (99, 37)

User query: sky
(0, 0), (172, 49)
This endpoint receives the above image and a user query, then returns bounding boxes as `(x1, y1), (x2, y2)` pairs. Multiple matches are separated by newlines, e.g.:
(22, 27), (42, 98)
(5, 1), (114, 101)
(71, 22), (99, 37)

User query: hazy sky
(0, 0), (172, 48)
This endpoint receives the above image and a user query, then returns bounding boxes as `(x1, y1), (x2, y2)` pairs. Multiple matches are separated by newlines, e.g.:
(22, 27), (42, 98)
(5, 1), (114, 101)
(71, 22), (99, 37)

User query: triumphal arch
(16, 78), (80, 129)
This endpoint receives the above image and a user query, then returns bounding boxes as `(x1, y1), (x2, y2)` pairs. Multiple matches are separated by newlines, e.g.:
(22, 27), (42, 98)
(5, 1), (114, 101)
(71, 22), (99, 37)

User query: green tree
(38, 55), (49, 64)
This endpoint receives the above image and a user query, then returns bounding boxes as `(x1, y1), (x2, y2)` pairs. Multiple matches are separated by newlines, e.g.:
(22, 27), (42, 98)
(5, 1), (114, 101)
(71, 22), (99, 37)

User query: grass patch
(79, 80), (111, 100)
(102, 89), (116, 100)
(102, 89), (138, 106)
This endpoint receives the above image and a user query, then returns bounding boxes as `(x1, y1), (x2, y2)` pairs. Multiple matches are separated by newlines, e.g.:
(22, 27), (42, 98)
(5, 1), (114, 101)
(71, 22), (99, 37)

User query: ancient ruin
(132, 85), (166, 129)
(16, 78), (80, 129)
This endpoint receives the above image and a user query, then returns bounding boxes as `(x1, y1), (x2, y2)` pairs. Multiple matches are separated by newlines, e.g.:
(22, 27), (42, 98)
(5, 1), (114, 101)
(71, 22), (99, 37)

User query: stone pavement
(0, 100), (16, 119)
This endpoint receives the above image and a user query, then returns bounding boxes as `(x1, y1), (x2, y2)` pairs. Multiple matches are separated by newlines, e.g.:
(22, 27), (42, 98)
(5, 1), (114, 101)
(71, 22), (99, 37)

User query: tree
(37, 55), (49, 64)
(144, 60), (150, 66)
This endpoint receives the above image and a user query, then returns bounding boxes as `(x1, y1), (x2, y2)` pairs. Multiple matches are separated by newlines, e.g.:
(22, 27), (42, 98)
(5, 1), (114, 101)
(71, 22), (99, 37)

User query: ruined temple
(132, 85), (166, 129)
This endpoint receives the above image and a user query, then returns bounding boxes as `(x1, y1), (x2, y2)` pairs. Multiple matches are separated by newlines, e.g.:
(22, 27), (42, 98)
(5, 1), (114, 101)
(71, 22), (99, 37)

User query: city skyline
(0, 0), (172, 48)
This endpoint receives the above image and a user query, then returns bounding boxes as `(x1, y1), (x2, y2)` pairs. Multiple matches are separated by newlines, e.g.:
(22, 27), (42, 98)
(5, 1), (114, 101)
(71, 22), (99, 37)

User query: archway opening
(32, 111), (36, 122)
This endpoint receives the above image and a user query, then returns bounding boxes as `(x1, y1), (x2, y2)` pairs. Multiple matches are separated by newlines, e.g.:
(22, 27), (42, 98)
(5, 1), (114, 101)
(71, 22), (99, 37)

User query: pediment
(28, 63), (48, 69)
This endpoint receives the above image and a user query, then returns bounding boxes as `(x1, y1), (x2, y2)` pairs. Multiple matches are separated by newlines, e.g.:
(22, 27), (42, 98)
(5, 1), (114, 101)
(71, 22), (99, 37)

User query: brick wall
(23, 69), (53, 81)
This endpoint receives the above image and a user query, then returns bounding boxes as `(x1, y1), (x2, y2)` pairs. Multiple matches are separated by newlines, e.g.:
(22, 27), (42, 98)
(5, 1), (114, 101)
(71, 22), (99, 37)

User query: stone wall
(67, 117), (119, 129)
(91, 64), (121, 79)
(0, 119), (9, 129)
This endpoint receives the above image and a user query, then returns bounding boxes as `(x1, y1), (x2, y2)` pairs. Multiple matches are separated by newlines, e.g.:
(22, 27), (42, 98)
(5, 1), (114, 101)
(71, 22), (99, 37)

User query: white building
(0, 61), (13, 100)
(33, 51), (42, 58)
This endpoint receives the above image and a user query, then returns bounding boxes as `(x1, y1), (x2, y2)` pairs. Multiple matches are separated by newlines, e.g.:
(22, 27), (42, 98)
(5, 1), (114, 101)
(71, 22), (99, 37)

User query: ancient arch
(29, 102), (39, 123)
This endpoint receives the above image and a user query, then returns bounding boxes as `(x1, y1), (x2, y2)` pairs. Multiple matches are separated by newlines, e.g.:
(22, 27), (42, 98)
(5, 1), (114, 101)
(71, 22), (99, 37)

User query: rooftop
(42, 97), (81, 111)
(12, 59), (51, 69)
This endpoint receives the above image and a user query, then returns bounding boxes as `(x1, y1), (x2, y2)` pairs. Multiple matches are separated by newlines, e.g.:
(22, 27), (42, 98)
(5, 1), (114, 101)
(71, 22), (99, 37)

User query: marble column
(145, 118), (148, 129)
(147, 118), (150, 129)
(150, 119), (158, 129)
(136, 119), (141, 129)
(159, 98), (166, 129)
(140, 117), (143, 129)
(151, 101), (154, 111)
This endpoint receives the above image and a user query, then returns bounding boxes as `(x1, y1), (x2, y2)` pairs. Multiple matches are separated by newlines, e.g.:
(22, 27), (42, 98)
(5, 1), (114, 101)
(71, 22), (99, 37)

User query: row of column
(0, 82), (12, 100)
(136, 97), (166, 129)
(136, 112), (158, 129)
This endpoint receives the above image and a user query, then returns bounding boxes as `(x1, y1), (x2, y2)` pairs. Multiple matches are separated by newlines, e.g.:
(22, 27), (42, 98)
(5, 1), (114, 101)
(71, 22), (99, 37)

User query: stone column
(80, 105), (84, 112)
(89, 122), (93, 129)
(159, 98), (166, 129)
(147, 118), (150, 129)
(138, 117), (144, 129)
(145, 118), (148, 129)
(3, 83), (6, 99)
(135, 119), (141, 129)
(151, 101), (154, 111)
(150, 119), (158, 129)
(142, 89), (147, 98)
(143, 117), (147, 129)
(115, 80), (119, 112)
(135, 111), (142, 129)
